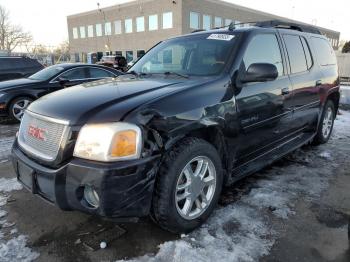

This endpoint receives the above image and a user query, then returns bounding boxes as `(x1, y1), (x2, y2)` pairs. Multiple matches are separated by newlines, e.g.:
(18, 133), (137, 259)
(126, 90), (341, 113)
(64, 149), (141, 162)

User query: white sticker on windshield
(207, 34), (235, 41)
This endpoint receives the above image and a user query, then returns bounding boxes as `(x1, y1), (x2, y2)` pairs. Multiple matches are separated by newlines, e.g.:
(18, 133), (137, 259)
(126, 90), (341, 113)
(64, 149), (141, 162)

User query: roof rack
(192, 20), (322, 35)
(254, 20), (322, 34)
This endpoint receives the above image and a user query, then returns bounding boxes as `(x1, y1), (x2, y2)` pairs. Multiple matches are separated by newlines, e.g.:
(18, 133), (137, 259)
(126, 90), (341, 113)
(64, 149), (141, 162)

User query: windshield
(130, 33), (237, 76)
(29, 65), (65, 81)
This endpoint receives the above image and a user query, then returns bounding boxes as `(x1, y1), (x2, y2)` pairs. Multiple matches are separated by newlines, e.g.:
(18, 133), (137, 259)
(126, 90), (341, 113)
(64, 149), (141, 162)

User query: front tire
(313, 100), (335, 145)
(152, 137), (223, 233)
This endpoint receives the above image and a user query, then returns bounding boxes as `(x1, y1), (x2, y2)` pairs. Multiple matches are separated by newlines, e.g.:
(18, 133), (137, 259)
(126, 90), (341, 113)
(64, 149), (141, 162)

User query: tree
(0, 5), (32, 54)
(342, 41), (350, 53)
(53, 41), (70, 57)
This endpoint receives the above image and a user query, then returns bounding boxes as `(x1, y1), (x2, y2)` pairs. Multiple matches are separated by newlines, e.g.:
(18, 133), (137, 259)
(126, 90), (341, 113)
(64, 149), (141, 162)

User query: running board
(229, 132), (315, 184)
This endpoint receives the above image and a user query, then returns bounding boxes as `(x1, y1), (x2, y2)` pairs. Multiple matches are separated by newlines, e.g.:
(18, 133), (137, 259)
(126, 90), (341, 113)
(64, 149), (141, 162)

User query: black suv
(0, 56), (44, 82)
(11, 21), (340, 233)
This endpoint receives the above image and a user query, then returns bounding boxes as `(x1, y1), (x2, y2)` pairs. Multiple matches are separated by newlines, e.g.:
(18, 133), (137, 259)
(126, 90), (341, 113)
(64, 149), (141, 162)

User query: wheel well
(327, 92), (340, 113)
(6, 95), (36, 113)
(185, 127), (231, 182)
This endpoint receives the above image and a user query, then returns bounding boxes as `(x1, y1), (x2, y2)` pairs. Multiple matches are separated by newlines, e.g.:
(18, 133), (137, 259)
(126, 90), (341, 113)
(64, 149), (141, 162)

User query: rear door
(281, 33), (322, 132)
(235, 32), (294, 164)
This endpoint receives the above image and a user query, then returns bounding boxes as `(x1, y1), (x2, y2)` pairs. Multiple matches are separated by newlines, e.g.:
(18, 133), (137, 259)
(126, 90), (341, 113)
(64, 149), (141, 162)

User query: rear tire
(312, 100), (335, 145)
(151, 137), (223, 233)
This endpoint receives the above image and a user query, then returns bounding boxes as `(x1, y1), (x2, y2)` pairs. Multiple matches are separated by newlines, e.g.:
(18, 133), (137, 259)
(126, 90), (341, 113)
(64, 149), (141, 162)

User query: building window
(73, 27), (78, 39)
(105, 22), (112, 35)
(225, 19), (232, 26)
(203, 15), (211, 30)
(137, 50), (145, 58)
(163, 12), (173, 29)
(149, 14), (158, 31)
(115, 51), (122, 56)
(214, 17), (222, 28)
(114, 20), (122, 34)
(96, 24), (102, 37)
(126, 51), (134, 63)
(190, 12), (200, 29)
(136, 16), (145, 32)
(125, 18), (133, 33)
(87, 25), (94, 37)
(80, 26), (86, 38)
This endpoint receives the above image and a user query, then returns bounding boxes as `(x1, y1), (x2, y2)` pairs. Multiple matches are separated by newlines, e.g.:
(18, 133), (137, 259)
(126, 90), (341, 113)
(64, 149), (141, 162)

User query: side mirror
(241, 63), (278, 83)
(58, 77), (70, 86)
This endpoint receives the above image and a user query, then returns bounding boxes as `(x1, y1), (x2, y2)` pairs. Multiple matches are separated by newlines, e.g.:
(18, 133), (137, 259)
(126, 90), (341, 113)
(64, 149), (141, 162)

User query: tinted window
(59, 68), (86, 80)
(89, 68), (115, 78)
(243, 34), (284, 76)
(311, 37), (337, 66)
(300, 37), (313, 69)
(283, 35), (307, 74)
(126, 51), (134, 63)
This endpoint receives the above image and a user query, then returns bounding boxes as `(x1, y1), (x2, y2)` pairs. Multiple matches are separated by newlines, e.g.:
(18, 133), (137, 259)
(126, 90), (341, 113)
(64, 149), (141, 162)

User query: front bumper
(11, 140), (161, 218)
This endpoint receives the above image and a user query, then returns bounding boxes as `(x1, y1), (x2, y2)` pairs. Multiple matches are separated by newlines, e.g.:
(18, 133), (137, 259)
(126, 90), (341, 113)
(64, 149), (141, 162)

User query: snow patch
(0, 137), (14, 161)
(0, 178), (39, 262)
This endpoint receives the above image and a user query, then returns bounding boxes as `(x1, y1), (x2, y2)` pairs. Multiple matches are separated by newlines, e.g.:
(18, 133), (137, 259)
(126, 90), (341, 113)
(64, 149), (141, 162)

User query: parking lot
(0, 109), (349, 261)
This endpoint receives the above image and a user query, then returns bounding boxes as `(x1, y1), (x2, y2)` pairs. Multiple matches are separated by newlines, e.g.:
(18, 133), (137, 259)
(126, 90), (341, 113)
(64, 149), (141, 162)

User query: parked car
(0, 63), (122, 122)
(0, 56), (44, 82)
(97, 55), (128, 72)
(11, 20), (340, 233)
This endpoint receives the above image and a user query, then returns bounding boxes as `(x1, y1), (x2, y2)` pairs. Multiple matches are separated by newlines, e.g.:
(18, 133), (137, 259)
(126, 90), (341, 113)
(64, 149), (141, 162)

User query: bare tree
(0, 5), (32, 54)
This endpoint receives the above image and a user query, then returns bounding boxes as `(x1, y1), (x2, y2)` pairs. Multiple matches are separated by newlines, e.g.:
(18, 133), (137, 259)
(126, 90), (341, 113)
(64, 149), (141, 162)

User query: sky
(0, 0), (349, 48)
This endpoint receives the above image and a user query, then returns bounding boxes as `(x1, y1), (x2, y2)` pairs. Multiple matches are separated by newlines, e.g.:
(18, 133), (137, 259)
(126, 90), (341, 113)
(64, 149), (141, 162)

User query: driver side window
(243, 34), (284, 77)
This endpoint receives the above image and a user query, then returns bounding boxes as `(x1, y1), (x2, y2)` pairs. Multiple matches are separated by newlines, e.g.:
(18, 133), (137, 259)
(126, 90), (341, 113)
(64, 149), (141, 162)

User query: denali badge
(28, 125), (47, 141)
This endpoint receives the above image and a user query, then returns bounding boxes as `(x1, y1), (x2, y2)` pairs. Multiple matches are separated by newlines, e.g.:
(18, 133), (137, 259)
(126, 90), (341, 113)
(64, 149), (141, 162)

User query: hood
(27, 76), (193, 125)
(0, 78), (41, 91)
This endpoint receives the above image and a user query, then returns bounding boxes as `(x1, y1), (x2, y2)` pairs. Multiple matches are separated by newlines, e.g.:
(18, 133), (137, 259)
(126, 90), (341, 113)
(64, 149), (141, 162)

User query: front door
(235, 33), (294, 165)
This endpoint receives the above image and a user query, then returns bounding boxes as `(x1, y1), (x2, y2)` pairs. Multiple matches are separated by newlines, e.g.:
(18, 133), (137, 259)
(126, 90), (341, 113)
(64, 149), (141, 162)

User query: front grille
(18, 111), (68, 161)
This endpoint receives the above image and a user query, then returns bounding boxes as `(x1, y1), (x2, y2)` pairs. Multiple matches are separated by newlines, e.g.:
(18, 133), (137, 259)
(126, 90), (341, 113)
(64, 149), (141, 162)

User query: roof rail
(255, 20), (322, 34)
(191, 29), (207, 33)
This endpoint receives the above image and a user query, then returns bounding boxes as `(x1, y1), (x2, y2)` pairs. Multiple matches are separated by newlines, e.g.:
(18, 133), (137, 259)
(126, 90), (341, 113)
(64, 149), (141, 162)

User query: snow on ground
(0, 178), (39, 262)
(120, 111), (350, 262)
(0, 137), (15, 163)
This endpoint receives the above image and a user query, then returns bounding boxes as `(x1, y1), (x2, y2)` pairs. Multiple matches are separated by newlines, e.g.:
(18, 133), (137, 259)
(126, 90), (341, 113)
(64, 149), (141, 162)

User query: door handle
(316, 80), (322, 86)
(281, 87), (290, 95)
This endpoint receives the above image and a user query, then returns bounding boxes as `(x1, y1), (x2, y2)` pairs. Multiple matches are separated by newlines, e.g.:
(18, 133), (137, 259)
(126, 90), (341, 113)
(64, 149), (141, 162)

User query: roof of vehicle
(182, 20), (326, 39)
(50, 63), (118, 70)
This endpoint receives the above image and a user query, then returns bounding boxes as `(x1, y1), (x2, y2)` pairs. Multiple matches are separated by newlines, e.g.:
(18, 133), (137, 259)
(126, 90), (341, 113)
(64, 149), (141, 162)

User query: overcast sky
(0, 0), (349, 47)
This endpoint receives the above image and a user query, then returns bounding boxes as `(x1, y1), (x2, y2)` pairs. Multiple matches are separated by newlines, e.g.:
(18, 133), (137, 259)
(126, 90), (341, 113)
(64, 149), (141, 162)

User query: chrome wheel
(322, 107), (333, 139)
(12, 99), (32, 121)
(175, 156), (217, 220)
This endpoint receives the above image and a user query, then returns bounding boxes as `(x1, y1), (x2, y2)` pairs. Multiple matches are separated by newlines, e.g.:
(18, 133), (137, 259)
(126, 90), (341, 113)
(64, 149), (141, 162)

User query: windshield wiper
(163, 71), (189, 79)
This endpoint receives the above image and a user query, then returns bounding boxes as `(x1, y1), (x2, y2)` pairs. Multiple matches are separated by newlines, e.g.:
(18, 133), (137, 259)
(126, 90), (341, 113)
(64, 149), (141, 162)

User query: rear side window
(89, 68), (115, 78)
(59, 68), (87, 80)
(243, 34), (284, 76)
(283, 35), (308, 74)
(300, 37), (313, 69)
(311, 37), (336, 66)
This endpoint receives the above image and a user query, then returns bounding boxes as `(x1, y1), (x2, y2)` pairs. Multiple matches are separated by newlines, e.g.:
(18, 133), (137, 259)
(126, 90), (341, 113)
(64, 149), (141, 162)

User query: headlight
(73, 122), (142, 162)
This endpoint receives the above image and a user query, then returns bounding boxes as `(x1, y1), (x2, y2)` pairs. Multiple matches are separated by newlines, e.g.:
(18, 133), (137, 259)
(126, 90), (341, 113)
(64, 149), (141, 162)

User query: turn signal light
(111, 130), (137, 157)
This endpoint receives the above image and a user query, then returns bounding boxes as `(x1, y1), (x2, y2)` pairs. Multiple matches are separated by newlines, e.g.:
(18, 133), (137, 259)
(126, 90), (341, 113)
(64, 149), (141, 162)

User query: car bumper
(11, 140), (161, 219)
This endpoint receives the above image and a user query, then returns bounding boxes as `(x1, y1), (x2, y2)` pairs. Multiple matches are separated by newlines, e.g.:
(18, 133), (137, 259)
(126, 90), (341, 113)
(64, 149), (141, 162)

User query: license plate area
(17, 161), (36, 193)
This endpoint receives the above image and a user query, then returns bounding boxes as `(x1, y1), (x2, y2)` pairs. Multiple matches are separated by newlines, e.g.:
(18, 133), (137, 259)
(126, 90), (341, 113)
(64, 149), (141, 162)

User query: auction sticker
(207, 34), (235, 41)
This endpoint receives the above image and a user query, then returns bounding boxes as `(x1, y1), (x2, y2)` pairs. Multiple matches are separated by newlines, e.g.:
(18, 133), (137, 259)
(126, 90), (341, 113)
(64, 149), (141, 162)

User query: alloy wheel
(12, 99), (32, 121)
(175, 156), (217, 220)
(322, 107), (334, 139)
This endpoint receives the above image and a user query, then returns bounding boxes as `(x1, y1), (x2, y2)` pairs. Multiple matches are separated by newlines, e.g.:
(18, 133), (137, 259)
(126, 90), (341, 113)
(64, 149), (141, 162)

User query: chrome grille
(18, 111), (68, 161)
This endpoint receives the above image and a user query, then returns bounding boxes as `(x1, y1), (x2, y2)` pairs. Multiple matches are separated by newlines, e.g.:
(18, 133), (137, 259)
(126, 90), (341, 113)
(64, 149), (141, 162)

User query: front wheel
(313, 100), (335, 145)
(152, 138), (223, 233)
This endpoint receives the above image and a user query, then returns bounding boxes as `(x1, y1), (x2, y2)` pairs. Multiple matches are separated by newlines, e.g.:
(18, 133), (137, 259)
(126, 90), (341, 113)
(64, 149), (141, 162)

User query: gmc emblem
(28, 125), (47, 141)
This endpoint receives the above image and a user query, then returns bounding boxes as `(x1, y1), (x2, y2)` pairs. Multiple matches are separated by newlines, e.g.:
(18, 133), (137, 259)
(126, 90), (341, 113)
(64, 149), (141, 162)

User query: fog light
(83, 185), (100, 208)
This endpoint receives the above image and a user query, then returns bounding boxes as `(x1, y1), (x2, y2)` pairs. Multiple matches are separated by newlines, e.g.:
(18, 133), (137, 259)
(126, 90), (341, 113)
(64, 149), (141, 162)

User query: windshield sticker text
(207, 34), (235, 41)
